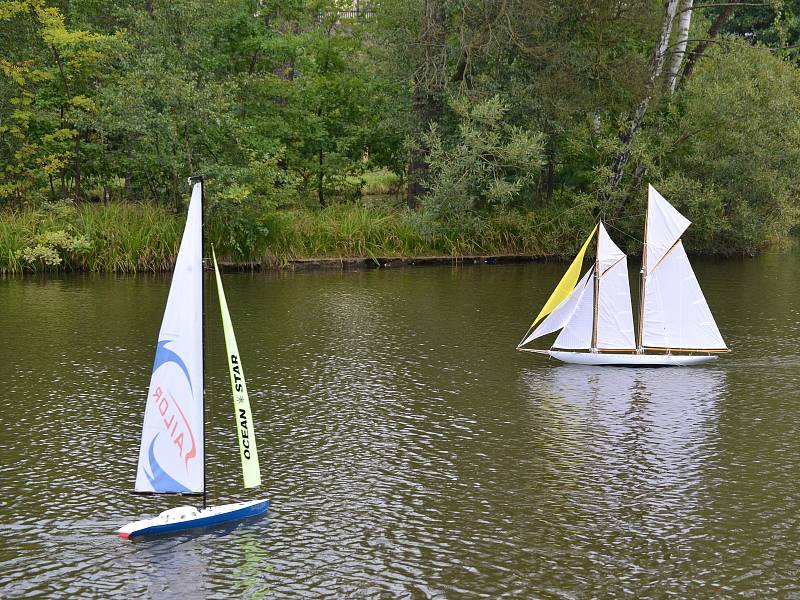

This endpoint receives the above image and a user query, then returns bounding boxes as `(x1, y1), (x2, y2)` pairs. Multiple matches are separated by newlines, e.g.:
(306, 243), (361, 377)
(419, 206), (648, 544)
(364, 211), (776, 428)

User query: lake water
(1, 254), (798, 598)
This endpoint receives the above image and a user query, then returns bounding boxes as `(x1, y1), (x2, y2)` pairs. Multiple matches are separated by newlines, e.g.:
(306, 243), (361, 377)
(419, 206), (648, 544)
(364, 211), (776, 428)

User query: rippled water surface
(1, 254), (799, 598)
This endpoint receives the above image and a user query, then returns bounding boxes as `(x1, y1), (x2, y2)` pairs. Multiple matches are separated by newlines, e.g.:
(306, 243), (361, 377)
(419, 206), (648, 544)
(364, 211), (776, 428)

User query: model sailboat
(118, 177), (268, 538)
(517, 185), (728, 366)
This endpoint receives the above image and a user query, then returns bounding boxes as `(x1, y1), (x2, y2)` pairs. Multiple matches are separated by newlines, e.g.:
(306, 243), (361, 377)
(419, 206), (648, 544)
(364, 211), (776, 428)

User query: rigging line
(603, 212), (646, 223)
(603, 220), (643, 245)
(535, 202), (595, 229)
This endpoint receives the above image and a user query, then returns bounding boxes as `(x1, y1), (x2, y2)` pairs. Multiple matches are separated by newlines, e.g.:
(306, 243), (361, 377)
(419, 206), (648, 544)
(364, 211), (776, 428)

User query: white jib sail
(135, 183), (204, 493)
(642, 240), (726, 350)
(520, 269), (593, 346)
(553, 267), (595, 350)
(596, 224), (636, 349)
(646, 185), (690, 273)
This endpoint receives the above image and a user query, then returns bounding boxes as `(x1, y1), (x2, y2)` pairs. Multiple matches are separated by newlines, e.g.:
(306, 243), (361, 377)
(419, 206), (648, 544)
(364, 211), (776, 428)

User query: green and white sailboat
(517, 185), (728, 366)
(118, 177), (268, 538)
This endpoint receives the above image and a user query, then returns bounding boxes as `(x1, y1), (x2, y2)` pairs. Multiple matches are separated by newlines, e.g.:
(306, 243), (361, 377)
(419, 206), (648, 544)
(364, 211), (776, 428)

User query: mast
(190, 174), (207, 510)
(591, 224), (600, 352)
(637, 200), (649, 352)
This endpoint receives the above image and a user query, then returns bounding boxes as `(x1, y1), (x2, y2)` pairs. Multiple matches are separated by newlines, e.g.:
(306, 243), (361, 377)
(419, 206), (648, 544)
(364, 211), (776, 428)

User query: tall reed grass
(0, 202), (181, 273)
(0, 201), (590, 273)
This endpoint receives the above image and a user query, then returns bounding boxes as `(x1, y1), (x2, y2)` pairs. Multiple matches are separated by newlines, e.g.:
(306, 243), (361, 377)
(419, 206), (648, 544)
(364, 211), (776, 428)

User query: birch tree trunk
(407, 0), (447, 210)
(608, 0), (680, 193)
(668, 0), (693, 93)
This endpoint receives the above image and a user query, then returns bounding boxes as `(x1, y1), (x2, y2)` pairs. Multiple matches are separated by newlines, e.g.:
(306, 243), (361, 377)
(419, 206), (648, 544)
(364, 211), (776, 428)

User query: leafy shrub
(422, 96), (546, 227)
(18, 228), (92, 270)
(206, 185), (271, 260)
(637, 40), (800, 254)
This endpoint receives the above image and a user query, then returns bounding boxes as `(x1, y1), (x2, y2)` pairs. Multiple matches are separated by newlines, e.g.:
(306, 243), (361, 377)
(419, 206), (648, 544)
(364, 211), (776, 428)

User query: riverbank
(219, 254), (552, 272)
(0, 201), (593, 273)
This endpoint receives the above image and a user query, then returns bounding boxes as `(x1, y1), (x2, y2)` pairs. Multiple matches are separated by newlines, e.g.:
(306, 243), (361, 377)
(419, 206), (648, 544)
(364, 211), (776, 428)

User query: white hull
(548, 350), (717, 366)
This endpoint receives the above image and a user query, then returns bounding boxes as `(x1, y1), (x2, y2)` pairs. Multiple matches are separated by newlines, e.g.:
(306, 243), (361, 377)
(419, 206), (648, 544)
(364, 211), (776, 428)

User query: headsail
(135, 183), (204, 494)
(596, 224), (636, 350)
(519, 269), (593, 346)
(212, 248), (262, 489)
(645, 184), (690, 273)
(552, 268), (595, 349)
(518, 224), (634, 351)
(520, 224), (598, 344)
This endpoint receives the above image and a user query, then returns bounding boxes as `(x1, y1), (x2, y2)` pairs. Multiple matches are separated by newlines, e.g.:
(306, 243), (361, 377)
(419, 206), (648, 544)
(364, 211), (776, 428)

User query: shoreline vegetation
(4, 2), (800, 272)
(1, 189), (790, 274)
(0, 195), (598, 274)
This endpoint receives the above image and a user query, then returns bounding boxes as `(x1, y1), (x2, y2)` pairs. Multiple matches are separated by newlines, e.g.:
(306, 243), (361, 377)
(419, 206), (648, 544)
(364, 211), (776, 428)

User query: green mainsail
(212, 248), (261, 488)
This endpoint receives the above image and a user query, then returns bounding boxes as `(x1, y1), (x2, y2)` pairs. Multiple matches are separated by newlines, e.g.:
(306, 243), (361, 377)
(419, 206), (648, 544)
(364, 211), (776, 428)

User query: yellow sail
(519, 224), (598, 345)
(212, 248), (261, 489)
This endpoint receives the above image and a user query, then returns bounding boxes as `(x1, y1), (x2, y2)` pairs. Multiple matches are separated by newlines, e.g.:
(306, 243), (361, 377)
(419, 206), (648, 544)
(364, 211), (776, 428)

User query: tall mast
(637, 197), (649, 352)
(189, 174), (207, 510)
(591, 223), (600, 352)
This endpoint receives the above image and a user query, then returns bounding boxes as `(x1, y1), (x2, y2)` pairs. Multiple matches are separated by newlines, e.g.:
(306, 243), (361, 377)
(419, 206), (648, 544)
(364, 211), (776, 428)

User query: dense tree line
(2, 0), (800, 255)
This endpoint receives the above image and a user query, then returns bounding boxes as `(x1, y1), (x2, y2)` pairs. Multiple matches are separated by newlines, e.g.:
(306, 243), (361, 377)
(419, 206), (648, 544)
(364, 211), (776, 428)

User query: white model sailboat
(517, 185), (728, 366)
(118, 177), (268, 538)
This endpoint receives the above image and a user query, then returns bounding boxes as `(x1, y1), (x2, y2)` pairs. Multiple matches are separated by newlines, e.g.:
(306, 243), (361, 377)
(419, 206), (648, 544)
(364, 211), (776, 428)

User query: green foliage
(0, 201), (181, 273)
(346, 169), (403, 197)
(633, 40), (800, 254)
(0, 198), (598, 272)
(422, 96), (546, 225)
(1, 0), (799, 266)
(255, 201), (597, 260)
(0, 0), (122, 203)
(206, 185), (271, 260)
(19, 228), (92, 269)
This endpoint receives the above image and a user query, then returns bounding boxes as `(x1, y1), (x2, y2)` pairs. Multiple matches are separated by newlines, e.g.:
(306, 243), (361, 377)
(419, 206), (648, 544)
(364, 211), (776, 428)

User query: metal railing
(317, 6), (375, 23)
(336, 8), (374, 19)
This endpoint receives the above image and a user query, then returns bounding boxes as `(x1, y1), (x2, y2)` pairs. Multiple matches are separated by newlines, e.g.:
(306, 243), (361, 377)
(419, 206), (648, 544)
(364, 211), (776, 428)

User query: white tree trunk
(609, 0), (680, 191)
(668, 0), (694, 93)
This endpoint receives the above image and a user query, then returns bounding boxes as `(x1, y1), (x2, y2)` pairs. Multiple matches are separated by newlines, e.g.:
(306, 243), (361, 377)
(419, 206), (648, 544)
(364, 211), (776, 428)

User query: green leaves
(422, 95), (545, 225)
(0, 0), (798, 256)
(654, 40), (800, 253)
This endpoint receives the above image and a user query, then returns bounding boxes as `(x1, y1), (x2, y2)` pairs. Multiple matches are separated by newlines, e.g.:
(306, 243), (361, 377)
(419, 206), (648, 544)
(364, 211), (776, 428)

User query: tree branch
(608, 0), (680, 196)
(680, 2), (767, 12)
(677, 0), (739, 89)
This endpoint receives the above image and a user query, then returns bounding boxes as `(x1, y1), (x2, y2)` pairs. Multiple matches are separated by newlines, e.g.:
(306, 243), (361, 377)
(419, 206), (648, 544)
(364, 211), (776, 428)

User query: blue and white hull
(118, 498), (269, 539)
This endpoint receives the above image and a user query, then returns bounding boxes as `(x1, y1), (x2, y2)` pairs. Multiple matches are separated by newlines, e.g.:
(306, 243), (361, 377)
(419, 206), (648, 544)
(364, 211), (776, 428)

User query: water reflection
(520, 365), (728, 594)
(532, 365), (727, 472)
(1, 255), (799, 597)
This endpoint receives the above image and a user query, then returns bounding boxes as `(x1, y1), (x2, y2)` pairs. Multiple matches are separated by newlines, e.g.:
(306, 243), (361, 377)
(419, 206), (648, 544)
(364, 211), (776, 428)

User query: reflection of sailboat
(517, 185), (728, 366)
(530, 365), (726, 489)
(118, 178), (268, 539)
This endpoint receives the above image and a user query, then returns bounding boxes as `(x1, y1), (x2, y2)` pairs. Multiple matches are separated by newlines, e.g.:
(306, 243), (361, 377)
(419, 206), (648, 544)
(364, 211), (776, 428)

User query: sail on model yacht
(118, 177), (268, 538)
(517, 185), (728, 366)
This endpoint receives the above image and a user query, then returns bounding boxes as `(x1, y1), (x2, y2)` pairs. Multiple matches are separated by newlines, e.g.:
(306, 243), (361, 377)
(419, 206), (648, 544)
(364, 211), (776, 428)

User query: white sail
(597, 222), (625, 275)
(135, 183), (204, 493)
(646, 184), (690, 273)
(553, 267), (595, 350)
(520, 269), (593, 346)
(596, 224), (636, 349)
(642, 240), (726, 350)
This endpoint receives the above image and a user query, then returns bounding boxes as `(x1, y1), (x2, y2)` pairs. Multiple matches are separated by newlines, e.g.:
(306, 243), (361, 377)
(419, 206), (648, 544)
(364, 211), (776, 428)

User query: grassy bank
(0, 200), (597, 273)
